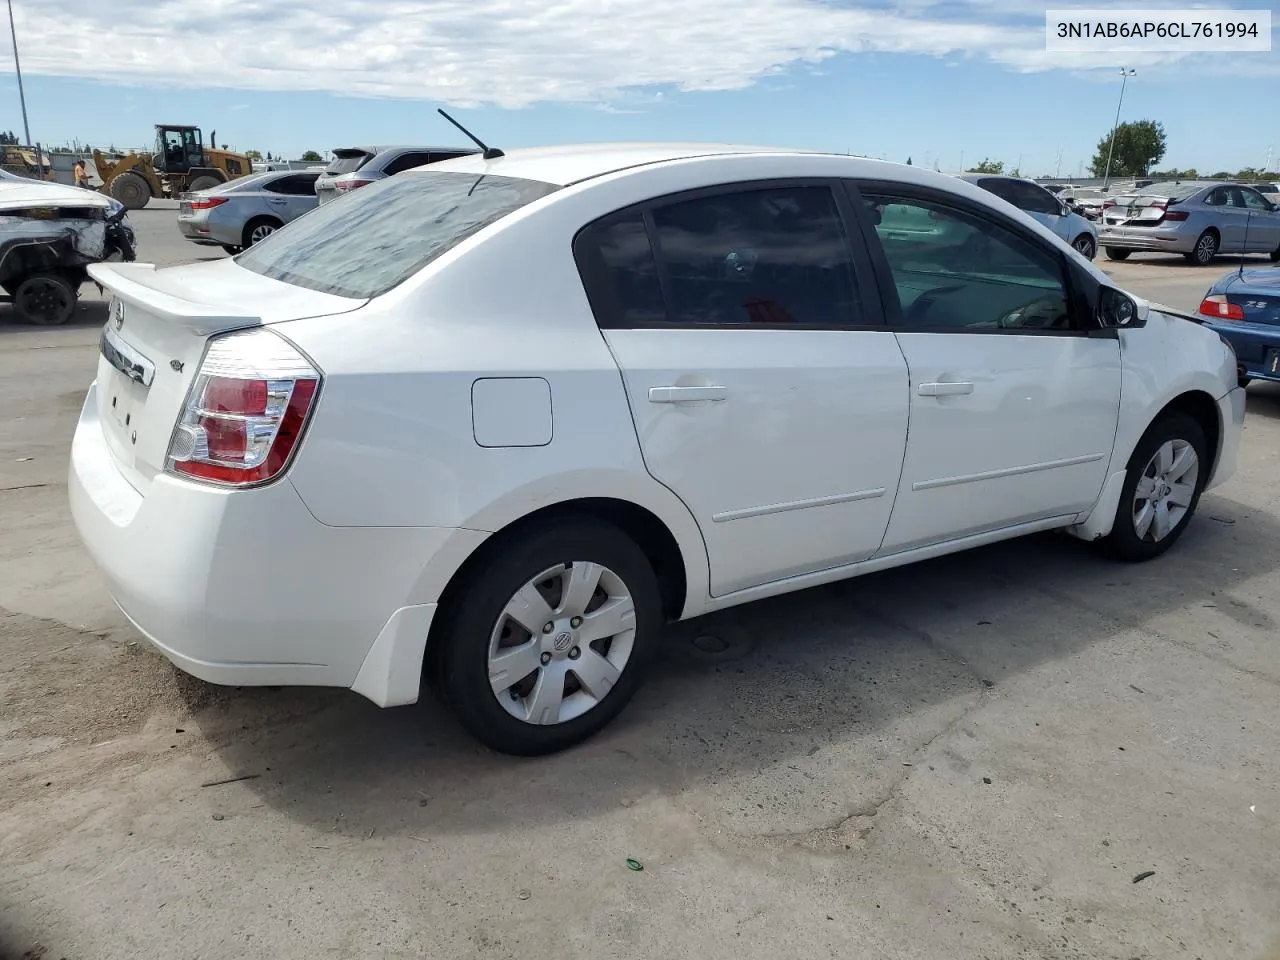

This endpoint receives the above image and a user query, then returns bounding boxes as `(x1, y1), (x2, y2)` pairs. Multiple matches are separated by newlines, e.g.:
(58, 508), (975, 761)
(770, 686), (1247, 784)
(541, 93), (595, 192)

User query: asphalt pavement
(1, 211), (1278, 960)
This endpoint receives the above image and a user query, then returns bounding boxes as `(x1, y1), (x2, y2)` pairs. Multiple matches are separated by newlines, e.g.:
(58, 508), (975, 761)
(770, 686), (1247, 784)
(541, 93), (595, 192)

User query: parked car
(1196, 265), (1280, 386)
(1246, 182), (1278, 196)
(177, 170), (320, 254)
(1056, 187), (1108, 221)
(1099, 181), (1280, 265)
(960, 174), (1099, 258)
(0, 176), (135, 324)
(313, 145), (478, 204)
(72, 145), (1244, 755)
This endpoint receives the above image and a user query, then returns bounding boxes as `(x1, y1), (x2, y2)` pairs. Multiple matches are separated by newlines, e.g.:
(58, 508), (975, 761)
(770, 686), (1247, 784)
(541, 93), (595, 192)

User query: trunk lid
(88, 259), (363, 492)
(1225, 270), (1280, 325)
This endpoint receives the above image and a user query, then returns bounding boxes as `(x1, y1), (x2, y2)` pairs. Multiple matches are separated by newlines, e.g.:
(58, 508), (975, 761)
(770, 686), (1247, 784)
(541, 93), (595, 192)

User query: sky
(1, 0), (1277, 177)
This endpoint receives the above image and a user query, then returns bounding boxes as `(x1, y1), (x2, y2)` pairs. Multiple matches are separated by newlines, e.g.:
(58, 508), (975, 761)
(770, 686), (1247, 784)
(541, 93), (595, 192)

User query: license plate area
(179, 201), (192, 215)
(1266, 349), (1280, 376)
(103, 370), (149, 452)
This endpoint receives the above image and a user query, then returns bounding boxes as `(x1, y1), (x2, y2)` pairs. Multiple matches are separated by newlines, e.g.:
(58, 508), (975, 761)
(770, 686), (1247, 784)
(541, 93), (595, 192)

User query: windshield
(1141, 182), (1206, 201)
(235, 171), (560, 299)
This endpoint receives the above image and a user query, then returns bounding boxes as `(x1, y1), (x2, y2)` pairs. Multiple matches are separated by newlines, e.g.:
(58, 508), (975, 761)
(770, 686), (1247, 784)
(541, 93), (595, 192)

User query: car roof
(420, 142), (837, 186)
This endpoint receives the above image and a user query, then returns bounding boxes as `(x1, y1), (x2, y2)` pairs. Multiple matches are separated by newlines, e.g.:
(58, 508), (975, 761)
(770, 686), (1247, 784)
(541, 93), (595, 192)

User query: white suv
(70, 145), (1245, 755)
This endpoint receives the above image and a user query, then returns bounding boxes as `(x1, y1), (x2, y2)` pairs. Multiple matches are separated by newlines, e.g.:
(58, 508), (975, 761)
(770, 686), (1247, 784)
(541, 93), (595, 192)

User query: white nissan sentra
(70, 144), (1245, 755)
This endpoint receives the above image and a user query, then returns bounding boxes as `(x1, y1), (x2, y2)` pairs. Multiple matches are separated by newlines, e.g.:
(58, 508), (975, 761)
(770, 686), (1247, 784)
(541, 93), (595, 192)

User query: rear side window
(580, 184), (862, 328)
(263, 174), (320, 196)
(236, 171), (559, 299)
(381, 151), (434, 176)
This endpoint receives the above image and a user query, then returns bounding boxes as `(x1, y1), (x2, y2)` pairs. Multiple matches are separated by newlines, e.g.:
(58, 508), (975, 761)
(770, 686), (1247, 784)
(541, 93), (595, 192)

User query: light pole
(1102, 67), (1136, 189)
(5, 0), (30, 146)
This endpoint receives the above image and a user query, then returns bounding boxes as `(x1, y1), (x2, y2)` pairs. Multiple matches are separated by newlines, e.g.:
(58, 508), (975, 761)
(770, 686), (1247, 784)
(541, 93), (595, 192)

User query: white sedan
(70, 144), (1245, 755)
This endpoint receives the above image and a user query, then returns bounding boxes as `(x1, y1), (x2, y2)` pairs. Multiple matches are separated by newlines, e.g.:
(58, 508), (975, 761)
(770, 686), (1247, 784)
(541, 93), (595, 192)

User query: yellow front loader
(95, 124), (251, 209)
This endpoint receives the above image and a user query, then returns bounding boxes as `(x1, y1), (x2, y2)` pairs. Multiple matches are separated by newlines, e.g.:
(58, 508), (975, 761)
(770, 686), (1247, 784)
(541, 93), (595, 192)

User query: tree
(967, 158), (1004, 175)
(245, 149), (263, 161)
(0, 130), (18, 145)
(906, 156), (912, 166)
(1090, 120), (1167, 179)
(300, 150), (323, 162)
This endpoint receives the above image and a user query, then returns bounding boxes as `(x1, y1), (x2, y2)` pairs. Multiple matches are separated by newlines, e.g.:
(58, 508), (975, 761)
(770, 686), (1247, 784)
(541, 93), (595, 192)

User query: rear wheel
(1072, 234), (1097, 260)
(221, 244), (242, 255)
(109, 171), (151, 210)
(241, 216), (281, 248)
(435, 519), (662, 755)
(13, 273), (77, 325)
(187, 175), (222, 192)
(1100, 413), (1208, 562)
(1270, 242), (1280, 263)
(1104, 247), (1131, 261)
(1185, 230), (1219, 266)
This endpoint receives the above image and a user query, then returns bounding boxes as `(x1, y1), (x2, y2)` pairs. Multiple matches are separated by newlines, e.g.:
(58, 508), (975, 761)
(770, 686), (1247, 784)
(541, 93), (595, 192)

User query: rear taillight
(166, 329), (321, 487)
(1199, 294), (1245, 321)
(335, 176), (374, 192)
(1102, 200), (1115, 209)
(189, 197), (228, 210)
(1162, 210), (1189, 221)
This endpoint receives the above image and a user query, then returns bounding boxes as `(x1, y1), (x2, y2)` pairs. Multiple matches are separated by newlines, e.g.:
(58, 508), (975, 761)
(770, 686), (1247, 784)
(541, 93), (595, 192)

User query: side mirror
(1099, 287), (1144, 329)
(1060, 202), (1072, 217)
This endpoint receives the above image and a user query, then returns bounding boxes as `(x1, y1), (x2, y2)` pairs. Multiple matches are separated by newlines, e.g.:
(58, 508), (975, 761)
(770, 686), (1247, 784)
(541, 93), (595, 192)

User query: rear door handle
(648, 385), (727, 404)
(918, 381), (974, 397)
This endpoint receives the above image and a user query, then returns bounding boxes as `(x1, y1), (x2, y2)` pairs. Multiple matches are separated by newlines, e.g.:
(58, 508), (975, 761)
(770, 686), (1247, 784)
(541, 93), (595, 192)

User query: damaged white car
(0, 178), (136, 325)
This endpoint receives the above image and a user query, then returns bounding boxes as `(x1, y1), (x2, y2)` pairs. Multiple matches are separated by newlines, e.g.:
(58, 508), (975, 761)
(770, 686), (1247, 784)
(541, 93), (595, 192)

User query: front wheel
(1100, 413), (1208, 562)
(435, 519), (663, 755)
(1104, 247), (1131, 261)
(1072, 234), (1097, 260)
(13, 272), (77, 325)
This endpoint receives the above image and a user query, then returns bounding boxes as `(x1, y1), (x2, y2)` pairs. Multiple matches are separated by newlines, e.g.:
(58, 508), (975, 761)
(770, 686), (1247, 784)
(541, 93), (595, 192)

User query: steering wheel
(997, 295), (1066, 330)
(904, 283), (965, 325)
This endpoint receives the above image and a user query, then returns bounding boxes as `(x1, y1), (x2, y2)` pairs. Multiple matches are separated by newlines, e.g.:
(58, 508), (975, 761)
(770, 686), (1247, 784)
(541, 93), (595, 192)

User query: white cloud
(4, 0), (1276, 107)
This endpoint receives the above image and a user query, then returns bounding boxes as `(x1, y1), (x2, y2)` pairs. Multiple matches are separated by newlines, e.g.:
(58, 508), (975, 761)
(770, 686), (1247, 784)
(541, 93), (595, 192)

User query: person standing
(73, 157), (89, 188)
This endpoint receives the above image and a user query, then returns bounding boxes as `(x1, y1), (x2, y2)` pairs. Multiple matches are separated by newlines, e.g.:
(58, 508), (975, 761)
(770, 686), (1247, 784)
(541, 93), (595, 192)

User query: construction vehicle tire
(110, 172), (151, 210)
(187, 175), (222, 192)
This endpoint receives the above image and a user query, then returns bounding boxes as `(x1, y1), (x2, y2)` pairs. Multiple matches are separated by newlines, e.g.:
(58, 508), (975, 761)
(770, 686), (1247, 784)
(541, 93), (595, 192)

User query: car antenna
(437, 108), (504, 160)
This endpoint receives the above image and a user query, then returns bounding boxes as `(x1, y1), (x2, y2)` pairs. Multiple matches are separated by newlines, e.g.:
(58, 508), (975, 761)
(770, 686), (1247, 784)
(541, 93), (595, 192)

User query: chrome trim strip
(912, 453), (1106, 492)
(712, 487), (887, 523)
(100, 325), (155, 388)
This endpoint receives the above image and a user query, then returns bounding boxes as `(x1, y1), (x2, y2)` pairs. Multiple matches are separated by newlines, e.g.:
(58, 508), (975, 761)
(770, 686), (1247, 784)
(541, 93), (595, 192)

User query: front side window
(1240, 188), (1272, 211)
(236, 171), (559, 299)
(863, 194), (1071, 332)
(649, 185), (861, 326)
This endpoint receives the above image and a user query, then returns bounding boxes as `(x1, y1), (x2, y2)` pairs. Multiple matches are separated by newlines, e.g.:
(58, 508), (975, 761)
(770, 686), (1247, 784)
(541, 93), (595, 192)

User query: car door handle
(267, 198), (287, 205)
(648, 385), (727, 404)
(918, 381), (974, 397)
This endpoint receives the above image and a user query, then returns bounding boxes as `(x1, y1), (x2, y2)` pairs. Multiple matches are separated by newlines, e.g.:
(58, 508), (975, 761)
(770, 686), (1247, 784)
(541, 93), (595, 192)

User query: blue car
(1198, 266), (1280, 386)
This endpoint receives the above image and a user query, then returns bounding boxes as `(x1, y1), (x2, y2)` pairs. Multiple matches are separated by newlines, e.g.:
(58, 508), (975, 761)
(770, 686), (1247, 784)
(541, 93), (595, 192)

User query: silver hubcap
(488, 562), (637, 725)
(250, 224), (275, 244)
(1074, 236), (1094, 256)
(1197, 235), (1215, 260)
(1132, 439), (1198, 542)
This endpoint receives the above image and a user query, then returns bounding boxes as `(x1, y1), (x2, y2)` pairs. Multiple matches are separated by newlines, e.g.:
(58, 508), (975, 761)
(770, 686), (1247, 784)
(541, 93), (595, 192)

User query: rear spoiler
(88, 262), (262, 336)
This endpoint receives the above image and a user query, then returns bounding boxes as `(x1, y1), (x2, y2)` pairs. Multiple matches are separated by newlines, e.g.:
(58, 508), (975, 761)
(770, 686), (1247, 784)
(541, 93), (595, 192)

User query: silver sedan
(1099, 181), (1280, 266)
(177, 170), (320, 254)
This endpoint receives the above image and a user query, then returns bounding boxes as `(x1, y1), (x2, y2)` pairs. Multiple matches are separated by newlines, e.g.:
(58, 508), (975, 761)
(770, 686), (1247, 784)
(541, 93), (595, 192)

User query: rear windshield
(235, 171), (560, 299)
(1143, 182), (1206, 201)
(324, 151), (372, 175)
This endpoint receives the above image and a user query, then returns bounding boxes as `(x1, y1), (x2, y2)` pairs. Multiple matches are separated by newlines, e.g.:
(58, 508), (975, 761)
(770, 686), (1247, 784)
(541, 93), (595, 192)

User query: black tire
(13, 272), (77, 325)
(1185, 230), (1219, 266)
(221, 244), (242, 255)
(1100, 412), (1209, 562)
(1072, 235), (1097, 260)
(1104, 247), (1131, 261)
(1239, 376), (1253, 389)
(109, 171), (151, 210)
(435, 518), (663, 756)
(1270, 242), (1279, 263)
(241, 216), (281, 248)
(187, 175), (222, 192)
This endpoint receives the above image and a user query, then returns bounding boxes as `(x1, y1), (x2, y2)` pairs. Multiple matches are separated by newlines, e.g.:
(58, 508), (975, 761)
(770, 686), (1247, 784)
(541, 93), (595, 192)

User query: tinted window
(1204, 187), (1229, 206)
(586, 213), (667, 325)
(324, 151), (371, 175)
(382, 152), (434, 176)
(237, 171), (559, 299)
(647, 185), (860, 326)
(979, 178), (1018, 204)
(1013, 181), (1062, 215)
(864, 194), (1070, 331)
(263, 174), (319, 196)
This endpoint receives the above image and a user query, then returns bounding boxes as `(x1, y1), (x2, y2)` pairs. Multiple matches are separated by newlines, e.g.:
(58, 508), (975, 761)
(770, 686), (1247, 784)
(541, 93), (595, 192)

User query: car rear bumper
(177, 217), (239, 247)
(1097, 226), (1194, 252)
(68, 381), (484, 706)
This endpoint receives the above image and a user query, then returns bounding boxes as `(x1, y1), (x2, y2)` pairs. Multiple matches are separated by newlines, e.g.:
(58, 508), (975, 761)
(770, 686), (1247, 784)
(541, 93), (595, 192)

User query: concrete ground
(2, 211), (1278, 960)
